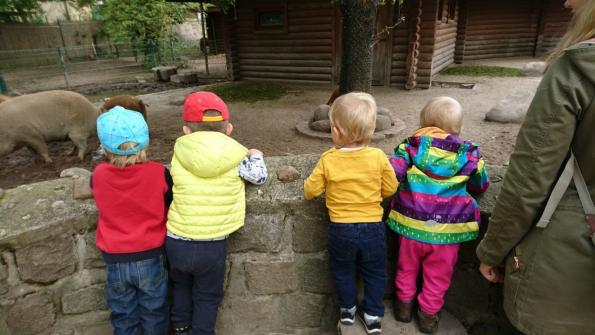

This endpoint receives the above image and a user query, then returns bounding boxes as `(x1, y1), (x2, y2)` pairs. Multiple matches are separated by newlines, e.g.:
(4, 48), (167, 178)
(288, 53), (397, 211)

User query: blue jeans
(165, 237), (227, 335)
(328, 222), (387, 317)
(105, 254), (168, 335)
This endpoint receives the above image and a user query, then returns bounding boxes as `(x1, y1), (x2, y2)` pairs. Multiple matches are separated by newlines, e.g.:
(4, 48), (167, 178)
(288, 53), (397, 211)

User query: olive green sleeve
(476, 54), (592, 266)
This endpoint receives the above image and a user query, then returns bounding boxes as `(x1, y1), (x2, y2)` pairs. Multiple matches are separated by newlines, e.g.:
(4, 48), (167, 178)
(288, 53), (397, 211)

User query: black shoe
(340, 306), (356, 325)
(394, 299), (413, 323)
(357, 309), (382, 334)
(174, 326), (191, 334)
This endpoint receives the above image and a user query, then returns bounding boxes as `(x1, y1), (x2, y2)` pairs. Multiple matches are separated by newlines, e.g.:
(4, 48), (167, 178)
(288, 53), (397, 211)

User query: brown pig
(100, 95), (147, 120)
(0, 90), (98, 163)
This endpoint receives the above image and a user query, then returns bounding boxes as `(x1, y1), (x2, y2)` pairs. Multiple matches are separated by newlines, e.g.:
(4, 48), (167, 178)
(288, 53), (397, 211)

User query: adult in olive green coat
(476, 0), (595, 334)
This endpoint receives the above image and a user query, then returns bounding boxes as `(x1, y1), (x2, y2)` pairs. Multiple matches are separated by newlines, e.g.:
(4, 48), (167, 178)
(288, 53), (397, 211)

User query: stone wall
(0, 155), (507, 335)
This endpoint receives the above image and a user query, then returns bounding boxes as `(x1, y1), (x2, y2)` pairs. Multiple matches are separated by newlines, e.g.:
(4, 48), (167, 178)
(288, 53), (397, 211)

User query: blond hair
(547, 0), (595, 62)
(329, 92), (377, 145)
(185, 110), (229, 133)
(104, 142), (148, 168)
(419, 97), (463, 134)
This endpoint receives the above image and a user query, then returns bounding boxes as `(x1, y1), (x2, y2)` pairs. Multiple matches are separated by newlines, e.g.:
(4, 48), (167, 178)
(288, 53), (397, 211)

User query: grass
(203, 81), (287, 103)
(440, 65), (523, 77)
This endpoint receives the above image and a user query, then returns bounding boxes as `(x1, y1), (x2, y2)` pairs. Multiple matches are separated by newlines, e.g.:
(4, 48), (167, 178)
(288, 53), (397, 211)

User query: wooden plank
(237, 45), (331, 53)
(239, 65), (331, 74)
(239, 59), (332, 67)
(240, 71), (331, 80)
(239, 52), (332, 60)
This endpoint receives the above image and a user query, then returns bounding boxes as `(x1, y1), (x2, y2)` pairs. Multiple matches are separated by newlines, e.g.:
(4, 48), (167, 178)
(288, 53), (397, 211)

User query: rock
(171, 72), (198, 84)
(152, 66), (177, 82)
(522, 61), (547, 77)
(311, 120), (331, 132)
(245, 259), (298, 294)
(169, 95), (187, 106)
(6, 292), (56, 335)
(72, 176), (93, 200)
(300, 257), (335, 294)
(15, 234), (77, 284)
(377, 107), (394, 125)
(280, 293), (328, 328)
(83, 232), (105, 269)
(485, 90), (535, 124)
(276, 165), (300, 182)
(375, 114), (392, 131)
(313, 104), (330, 121)
(291, 207), (329, 253)
(62, 285), (107, 314)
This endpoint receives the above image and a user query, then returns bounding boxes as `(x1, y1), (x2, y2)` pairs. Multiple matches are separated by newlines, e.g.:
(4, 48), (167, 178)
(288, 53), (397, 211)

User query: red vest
(93, 162), (168, 254)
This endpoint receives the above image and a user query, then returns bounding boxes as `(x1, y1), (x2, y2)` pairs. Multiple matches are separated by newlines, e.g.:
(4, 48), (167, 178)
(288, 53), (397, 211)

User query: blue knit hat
(97, 106), (149, 155)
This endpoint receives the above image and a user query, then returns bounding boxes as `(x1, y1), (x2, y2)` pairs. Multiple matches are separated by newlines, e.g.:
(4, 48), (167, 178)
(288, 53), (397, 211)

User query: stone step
(338, 301), (467, 335)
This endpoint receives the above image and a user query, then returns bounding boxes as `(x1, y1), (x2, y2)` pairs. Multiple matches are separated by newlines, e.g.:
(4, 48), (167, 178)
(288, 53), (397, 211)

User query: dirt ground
(0, 57), (542, 189)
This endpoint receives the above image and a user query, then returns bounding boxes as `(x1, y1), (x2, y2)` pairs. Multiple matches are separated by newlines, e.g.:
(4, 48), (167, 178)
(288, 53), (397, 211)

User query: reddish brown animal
(0, 95), (10, 104)
(327, 85), (340, 106)
(101, 95), (147, 120)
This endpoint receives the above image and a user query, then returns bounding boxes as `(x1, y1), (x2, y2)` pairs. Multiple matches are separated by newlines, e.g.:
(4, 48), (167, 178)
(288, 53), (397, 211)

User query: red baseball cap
(183, 91), (229, 122)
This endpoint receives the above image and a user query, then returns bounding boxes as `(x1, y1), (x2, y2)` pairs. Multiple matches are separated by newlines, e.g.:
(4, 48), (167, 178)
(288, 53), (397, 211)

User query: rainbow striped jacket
(387, 127), (489, 244)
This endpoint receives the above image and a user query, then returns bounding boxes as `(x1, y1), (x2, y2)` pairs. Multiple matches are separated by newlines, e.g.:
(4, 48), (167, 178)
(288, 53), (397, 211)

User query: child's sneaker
(357, 309), (382, 334)
(394, 299), (413, 323)
(340, 306), (356, 325)
(416, 308), (439, 334)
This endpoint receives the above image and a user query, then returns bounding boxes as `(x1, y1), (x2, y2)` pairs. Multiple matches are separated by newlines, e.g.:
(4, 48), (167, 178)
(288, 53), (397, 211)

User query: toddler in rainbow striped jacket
(387, 96), (489, 334)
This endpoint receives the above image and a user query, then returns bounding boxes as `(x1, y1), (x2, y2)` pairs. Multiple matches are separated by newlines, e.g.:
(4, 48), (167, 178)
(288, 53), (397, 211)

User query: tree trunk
(339, 0), (376, 95)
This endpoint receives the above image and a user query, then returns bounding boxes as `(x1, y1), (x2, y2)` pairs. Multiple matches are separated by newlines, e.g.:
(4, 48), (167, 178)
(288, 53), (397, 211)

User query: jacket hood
(173, 131), (247, 178)
(566, 38), (595, 86)
(407, 127), (479, 178)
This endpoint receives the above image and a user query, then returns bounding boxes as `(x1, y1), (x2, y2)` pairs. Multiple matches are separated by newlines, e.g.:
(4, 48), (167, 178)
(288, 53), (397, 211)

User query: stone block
(245, 259), (297, 295)
(217, 296), (283, 335)
(60, 168), (92, 179)
(6, 292), (56, 335)
(291, 211), (328, 253)
(52, 311), (110, 335)
(62, 285), (107, 314)
(74, 322), (113, 335)
(152, 66), (177, 82)
(228, 213), (285, 253)
(170, 72), (198, 84)
(280, 293), (327, 328)
(276, 165), (300, 182)
(83, 232), (104, 269)
(299, 257), (335, 294)
(15, 234), (77, 284)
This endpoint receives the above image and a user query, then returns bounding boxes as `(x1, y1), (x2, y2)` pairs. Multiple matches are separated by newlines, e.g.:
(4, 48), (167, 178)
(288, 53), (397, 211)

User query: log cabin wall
(535, 0), (572, 56)
(413, 0), (439, 89)
(229, 0), (334, 84)
(431, 0), (458, 76)
(389, 0), (413, 87)
(455, 0), (540, 61)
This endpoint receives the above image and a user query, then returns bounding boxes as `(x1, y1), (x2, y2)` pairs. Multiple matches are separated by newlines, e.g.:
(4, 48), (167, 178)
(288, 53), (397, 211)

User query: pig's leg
(27, 138), (52, 163)
(69, 131), (88, 160)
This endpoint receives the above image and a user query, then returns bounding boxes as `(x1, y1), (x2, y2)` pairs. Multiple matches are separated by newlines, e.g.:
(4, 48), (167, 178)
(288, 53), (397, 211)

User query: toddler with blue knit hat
(91, 106), (173, 335)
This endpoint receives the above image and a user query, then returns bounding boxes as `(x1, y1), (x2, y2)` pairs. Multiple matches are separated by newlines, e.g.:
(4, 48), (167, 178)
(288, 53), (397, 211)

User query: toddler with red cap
(165, 91), (267, 335)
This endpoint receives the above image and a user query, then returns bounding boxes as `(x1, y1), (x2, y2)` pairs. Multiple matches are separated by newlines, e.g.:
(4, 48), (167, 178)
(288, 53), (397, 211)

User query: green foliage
(440, 65), (523, 77)
(0, 0), (43, 23)
(102, 0), (189, 44)
(203, 82), (287, 103)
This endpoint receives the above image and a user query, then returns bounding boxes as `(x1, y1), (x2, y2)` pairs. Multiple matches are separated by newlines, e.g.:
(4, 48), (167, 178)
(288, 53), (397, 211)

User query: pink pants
(395, 236), (459, 315)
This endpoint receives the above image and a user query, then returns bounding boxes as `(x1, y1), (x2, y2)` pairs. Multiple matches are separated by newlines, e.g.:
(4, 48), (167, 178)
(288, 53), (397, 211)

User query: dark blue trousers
(328, 222), (387, 317)
(165, 237), (227, 335)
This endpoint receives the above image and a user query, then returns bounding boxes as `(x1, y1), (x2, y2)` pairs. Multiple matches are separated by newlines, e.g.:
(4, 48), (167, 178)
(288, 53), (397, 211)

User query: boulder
(151, 66), (177, 82)
(375, 114), (392, 131)
(521, 61), (547, 77)
(276, 165), (300, 182)
(313, 104), (330, 121)
(310, 120), (331, 132)
(60, 167), (91, 179)
(170, 72), (198, 84)
(485, 90), (535, 124)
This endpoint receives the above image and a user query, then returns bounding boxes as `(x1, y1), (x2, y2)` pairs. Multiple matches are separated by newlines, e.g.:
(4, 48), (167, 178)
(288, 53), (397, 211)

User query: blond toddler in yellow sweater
(304, 92), (397, 334)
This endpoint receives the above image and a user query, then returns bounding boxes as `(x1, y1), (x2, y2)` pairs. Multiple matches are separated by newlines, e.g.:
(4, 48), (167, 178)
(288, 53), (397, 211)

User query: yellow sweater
(304, 147), (398, 223)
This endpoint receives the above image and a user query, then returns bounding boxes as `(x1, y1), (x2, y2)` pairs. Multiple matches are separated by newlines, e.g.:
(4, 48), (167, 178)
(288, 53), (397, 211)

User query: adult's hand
(479, 262), (503, 283)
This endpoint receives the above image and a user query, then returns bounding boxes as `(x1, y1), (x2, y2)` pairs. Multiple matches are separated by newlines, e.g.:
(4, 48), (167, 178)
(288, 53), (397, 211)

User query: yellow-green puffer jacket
(167, 131), (248, 239)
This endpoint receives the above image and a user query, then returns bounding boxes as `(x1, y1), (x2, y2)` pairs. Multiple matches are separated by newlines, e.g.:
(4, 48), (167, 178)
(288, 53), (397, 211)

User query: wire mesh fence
(0, 40), (227, 94)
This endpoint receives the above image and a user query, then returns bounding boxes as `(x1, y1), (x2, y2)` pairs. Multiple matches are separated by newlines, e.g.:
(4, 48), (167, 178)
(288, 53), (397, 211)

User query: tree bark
(339, 0), (376, 95)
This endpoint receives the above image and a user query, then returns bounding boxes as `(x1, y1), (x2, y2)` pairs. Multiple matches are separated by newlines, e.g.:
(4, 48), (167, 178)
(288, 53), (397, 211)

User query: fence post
(57, 20), (69, 59)
(57, 47), (71, 89)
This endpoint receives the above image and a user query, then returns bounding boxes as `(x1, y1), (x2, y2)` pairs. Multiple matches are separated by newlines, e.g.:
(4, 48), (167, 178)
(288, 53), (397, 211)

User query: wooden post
(57, 20), (69, 59)
(200, 2), (210, 76)
(58, 47), (71, 89)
